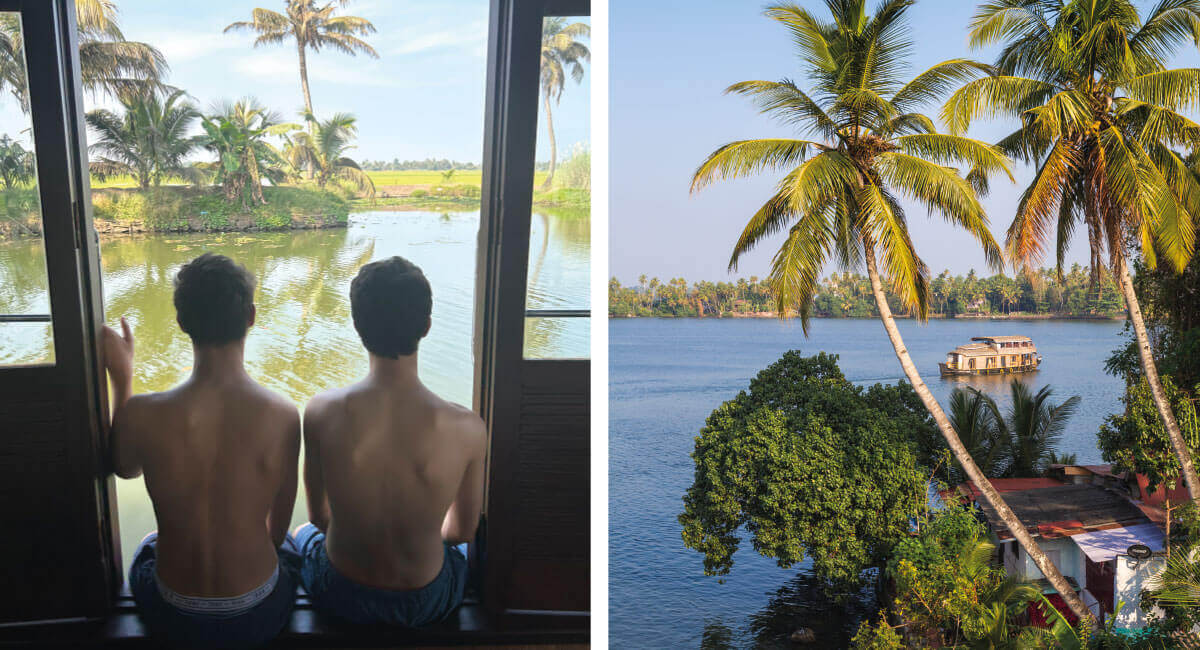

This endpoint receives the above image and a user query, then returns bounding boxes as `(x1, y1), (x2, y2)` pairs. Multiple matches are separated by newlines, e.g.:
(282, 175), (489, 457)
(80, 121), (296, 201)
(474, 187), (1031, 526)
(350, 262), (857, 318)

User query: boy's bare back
(303, 377), (485, 590)
(113, 373), (300, 597)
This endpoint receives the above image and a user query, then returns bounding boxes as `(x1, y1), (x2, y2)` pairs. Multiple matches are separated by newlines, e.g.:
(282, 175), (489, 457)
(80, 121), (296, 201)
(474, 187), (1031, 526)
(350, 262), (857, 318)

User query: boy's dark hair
(173, 253), (256, 346)
(350, 256), (432, 358)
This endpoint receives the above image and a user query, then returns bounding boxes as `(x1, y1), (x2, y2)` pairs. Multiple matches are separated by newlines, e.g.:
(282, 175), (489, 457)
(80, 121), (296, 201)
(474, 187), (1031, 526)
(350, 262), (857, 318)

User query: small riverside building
(939, 335), (1042, 376)
(942, 476), (1172, 630)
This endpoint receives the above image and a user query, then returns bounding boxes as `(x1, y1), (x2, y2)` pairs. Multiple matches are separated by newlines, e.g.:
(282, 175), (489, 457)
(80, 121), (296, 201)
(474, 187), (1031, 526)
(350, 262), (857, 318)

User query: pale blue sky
(610, 0), (1200, 282)
(0, 1), (589, 166)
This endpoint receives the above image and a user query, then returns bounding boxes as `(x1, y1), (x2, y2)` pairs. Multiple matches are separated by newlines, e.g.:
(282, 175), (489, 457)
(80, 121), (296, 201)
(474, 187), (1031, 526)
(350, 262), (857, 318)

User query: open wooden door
(476, 0), (590, 619)
(0, 0), (117, 624)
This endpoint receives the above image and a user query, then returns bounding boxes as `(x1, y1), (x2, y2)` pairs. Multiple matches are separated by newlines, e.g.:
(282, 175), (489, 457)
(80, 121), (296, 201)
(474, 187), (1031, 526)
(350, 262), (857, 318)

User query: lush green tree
(539, 17), (589, 190)
(679, 351), (934, 587)
(0, 0), (164, 108)
(946, 0), (1200, 503)
(225, 0), (377, 120)
(688, 0), (1090, 616)
(1099, 375), (1200, 496)
(0, 134), (33, 191)
(284, 111), (374, 196)
(947, 384), (1009, 481)
(85, 89), (202, 189)
(200, 99), (294, 208)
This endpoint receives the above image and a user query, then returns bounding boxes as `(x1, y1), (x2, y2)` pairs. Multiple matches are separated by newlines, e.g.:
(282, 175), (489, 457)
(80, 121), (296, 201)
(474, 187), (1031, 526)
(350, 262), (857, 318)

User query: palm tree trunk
(297, 41), (314, 117)
(297, 41), (315, 181)
(862, 240), (1093, 623)
(1117, 256), (1200, 501)
(539, 89), (556, 191)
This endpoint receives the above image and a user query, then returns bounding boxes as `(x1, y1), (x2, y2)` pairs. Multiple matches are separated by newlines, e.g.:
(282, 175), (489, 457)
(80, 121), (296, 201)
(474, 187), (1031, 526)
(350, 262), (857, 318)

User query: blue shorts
(129, 532), (300, 649)
(294, 522), (467, 626)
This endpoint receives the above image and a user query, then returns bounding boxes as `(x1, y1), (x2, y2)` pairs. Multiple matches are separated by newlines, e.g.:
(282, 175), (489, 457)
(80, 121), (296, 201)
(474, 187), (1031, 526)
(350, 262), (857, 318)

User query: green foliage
(608, 265), (1126, 319)
(849, 614), (904, 650)
(199, 98), (295, 209)
(409, 189), (428, 198)
(887, 506), (985, 577)
(891, 528), (1040, 647)
(429, 184), (481, 200)
(85, 89), (202, 189)
(284, 112), (374, 197)
(88, 186), (347, 232)
(1098, 375), (1200, 494)
(690, 2), (1005, 332)
(534, 187), (589, 210)
(944, 380), (1080, 482)
(554, 145), (590, 191)
(0, 134), (33, 191)
(678, 351), (934, 587)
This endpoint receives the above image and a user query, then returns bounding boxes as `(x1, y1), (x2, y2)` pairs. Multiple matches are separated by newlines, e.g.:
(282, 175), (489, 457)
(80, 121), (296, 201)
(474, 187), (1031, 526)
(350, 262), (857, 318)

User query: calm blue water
(609, 317), (1126, 648)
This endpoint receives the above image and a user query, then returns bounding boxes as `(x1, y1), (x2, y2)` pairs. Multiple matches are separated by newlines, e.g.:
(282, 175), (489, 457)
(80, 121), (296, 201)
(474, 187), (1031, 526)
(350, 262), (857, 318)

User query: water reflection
(0, 208), (590, 567)
(700, 572), (878, 649)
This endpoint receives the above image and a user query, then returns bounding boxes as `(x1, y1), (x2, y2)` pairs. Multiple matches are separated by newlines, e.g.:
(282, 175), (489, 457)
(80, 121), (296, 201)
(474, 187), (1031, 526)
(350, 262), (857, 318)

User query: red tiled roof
(940, 478), (1064, 503)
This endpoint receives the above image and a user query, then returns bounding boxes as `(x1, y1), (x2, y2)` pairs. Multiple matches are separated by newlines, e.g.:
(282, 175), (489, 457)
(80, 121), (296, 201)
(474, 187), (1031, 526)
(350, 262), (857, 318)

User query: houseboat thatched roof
(972, 335), (1033, 343)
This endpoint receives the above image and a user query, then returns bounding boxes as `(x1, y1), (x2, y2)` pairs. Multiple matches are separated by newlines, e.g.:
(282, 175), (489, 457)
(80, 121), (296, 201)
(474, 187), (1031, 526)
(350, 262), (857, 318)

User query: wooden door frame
(474, 0), (590, 619)
(0, 0), (116, 623)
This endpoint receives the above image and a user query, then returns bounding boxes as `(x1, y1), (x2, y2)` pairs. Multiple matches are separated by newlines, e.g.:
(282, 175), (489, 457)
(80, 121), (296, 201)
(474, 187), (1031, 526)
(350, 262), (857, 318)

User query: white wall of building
(1113, 555), (1165, 629)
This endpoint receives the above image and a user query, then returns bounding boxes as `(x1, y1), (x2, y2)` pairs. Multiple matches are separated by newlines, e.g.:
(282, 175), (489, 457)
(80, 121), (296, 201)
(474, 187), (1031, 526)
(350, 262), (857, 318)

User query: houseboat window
(523, 14), (590, 360)
(0, 12), (55, 367)
(70, 0), (512, 570)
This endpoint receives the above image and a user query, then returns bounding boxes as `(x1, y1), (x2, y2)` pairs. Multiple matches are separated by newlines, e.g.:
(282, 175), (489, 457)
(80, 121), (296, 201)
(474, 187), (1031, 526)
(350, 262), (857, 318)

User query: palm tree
(284, 111), (374, 197)
(200, 98), (295, 208)
(951, 380), (1081, 479)
(944, 0), (1200, 502)
(0, 0), (165, 108)
(0, 135), (33, 192)
(224, 0), (377, 119)
(85, 89), (203, 189)
(690, 0), (1092, 622)
(539, 17), (589, 191)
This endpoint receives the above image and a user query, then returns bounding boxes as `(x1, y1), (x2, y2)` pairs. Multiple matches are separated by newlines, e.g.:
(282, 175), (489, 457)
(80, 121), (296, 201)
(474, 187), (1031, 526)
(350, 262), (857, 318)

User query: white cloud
(154, 31), (242, 63)
(391, 23), (486, 56)
(233, 50), (406, 89)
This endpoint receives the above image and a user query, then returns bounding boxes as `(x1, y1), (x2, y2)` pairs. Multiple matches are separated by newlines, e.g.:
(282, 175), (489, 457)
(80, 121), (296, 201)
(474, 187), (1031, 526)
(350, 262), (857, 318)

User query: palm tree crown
(0, 0), (165, 108)
(945, 0), (1199, 276)
(200, 98), (295, 208)
(85, 89), (203, 189)
(285, 111), (374, 197)
(225, 0), (377, 117)
(692, 0), (1008, 332)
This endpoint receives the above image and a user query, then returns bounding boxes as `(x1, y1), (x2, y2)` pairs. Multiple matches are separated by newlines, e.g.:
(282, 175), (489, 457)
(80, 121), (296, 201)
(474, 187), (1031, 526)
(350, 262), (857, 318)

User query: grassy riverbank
(0, 185), (350, 239)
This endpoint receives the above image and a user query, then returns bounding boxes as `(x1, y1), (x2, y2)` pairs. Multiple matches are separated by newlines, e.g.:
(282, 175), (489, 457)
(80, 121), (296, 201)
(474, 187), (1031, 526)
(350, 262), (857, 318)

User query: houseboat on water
(939, 335), (1042, 376)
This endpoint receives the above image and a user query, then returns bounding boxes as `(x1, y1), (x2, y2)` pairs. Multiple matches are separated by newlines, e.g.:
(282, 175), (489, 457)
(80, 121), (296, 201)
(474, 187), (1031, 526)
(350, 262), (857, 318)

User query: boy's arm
(302, 398), (332, 532)
(103, 318), (142, 479)
(268, 407), (301, 548)
(441, 416), (487, 544)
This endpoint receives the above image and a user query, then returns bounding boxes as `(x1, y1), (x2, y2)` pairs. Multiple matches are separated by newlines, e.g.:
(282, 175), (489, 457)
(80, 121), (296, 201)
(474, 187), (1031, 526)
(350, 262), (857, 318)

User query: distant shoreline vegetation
(609, 267), (1127, 320)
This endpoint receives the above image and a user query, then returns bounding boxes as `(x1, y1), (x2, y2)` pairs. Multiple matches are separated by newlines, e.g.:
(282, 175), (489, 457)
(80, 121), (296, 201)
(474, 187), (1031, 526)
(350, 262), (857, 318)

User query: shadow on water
(701, 571), (879, 649)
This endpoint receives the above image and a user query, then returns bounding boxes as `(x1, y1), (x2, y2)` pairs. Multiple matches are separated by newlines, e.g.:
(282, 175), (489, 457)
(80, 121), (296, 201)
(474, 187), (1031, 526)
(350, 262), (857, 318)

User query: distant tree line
(609, 265), (1126, 319)
(359, 158), (480, 171)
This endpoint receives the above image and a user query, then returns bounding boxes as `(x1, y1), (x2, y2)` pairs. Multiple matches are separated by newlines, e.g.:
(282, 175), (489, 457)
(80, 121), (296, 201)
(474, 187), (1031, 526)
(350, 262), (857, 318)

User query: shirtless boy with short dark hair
(295, 256), (485, 626)
(103, 253), (300, 649)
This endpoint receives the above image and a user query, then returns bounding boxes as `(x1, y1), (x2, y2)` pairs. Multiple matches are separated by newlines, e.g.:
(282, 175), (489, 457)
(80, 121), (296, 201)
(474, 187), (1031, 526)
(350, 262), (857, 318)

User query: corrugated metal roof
(970, 484), (1152, 540)
(1071, 523), (1165, 563)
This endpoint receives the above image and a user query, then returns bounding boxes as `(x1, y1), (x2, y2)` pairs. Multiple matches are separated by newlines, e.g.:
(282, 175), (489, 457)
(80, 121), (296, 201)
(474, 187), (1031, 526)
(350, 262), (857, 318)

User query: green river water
(0, 208), (590, 569)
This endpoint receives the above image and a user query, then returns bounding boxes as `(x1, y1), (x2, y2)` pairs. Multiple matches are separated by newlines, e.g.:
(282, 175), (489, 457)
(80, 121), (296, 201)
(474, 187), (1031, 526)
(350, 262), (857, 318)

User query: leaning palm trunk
(863, 240), (1093, 623)
(540, 89), (556, 191)
(1117, 257), (1200, 501)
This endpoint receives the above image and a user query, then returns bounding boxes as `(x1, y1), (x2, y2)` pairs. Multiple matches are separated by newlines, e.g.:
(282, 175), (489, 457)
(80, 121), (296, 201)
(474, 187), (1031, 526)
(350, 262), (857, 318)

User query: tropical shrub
(1098, 376), (1200, 496)
(86, 89), (202, 189)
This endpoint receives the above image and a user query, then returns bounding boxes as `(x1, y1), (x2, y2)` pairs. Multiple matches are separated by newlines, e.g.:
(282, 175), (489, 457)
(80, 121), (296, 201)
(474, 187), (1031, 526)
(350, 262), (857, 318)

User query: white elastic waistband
(156, 563), (279, 617)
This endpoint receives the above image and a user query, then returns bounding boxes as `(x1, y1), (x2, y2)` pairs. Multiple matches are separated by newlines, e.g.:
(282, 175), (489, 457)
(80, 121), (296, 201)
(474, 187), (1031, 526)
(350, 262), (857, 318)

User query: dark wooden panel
(500, 360), (589, 612)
